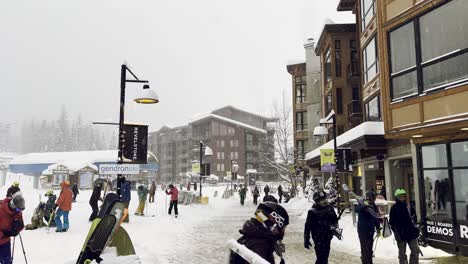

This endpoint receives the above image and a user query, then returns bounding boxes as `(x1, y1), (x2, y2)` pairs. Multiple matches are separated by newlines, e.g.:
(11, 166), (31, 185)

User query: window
(325, 92), (333, 114)
(234, 151), (238, 159)
(361, 0), (375, 30)
(352, 87), (360, 101)
(227, 126), (235, 136)
(325, 49), (331, 81)
(337, 126), (344, 136)
(219, 124), (227, 136)
(365, 95), (381, 121)
(350, 39), (357, 50)
(295, 112), (307, 131)
(221, 140), (225, 148)
(335, 51), (342, 77)
(212, 122), (219, 136)
(335, 40), (341, 50)
(363, 36), (378, 84)
(389, 0), (468, 100)
(336, 88), (343, 114)
(296, 140), (305, 160)
(230, 140), (233, 148)
(295, 76), (307, 104)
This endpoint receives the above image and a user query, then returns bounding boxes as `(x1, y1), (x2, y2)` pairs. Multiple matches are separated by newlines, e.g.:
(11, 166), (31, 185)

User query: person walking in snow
(390, 188), (420, 264)
(230, 202), (289, 264)
(304, 190), (340, 264)
(355, 190), (381, 264)
(252, 186), (259, 205)
(89, 183), (102, 221)
(239, 185), (247, 206)
(72, 182), (79, 202)
(165, 184), (179, 217)
(6, 181), (20, 198)
(135, 185), (149, 216)
(277, 185), (283, 203)
(0, 192), (25, 263)
(44, 190), (57, 226)
(149, 181), (156, 203)
(121, 177), (131, 223)
(263, 185), (270, 196)
(54, 181), (73, 232)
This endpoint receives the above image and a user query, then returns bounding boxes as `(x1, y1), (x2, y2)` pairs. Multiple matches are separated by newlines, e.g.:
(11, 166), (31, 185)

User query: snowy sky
(0, 0), (353, 132)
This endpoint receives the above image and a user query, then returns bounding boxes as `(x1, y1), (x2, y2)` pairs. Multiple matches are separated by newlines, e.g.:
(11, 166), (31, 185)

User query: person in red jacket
(0, 192), (25, 263)
(54, 181), (73, 232)
(165, 184), (179, 218)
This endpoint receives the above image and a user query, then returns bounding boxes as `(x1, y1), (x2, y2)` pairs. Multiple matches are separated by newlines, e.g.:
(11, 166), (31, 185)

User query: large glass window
(422, 144), (448, 168)
(361, 0), (375, 30)
(295, 75), (307, 104)
(365, 95), (380, 121)
(296, 140), (305, 160)
(325, 49), (331, 81)
(295, 112), (307, 131)
(336, 88), (343, 114)
(363, 37), (378, 84)
(335, 51), (342, 77)
(325, 92), (333, 115)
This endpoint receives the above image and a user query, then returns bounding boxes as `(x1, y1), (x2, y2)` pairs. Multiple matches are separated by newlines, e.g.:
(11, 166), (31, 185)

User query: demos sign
(426, 221), (468, 241)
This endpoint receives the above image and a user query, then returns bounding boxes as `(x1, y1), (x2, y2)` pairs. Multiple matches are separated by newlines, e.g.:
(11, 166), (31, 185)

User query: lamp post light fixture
(199, 141), (213, 197)
(231, 160), (239, 192)
(116, 64), (159, 199)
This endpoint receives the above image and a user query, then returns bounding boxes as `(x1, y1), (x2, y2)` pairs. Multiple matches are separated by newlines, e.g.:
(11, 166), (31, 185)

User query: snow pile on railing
(224, 239), (270, 264)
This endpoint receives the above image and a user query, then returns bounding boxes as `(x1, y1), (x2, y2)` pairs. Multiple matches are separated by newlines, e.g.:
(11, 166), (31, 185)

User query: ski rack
(224, 239), (270, 264)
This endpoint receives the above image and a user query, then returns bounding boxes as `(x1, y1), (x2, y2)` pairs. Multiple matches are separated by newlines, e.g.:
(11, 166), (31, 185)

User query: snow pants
(312, 237), (332, 264)
(55, 209), (69, 231)
(397, 238), (419, 264)
(0, 241), (11, 264)
(73, 192), (78, 202)
(149, 193), (155, 203)
(169, 200), (178, 216)
(253, 195), (258, 205)
(279, 194), (283, 203)
(358, 231), (374, 264)
(135, 200), (145, 215)
(89, 202), (99, 221)
(240, 196), (245, 206)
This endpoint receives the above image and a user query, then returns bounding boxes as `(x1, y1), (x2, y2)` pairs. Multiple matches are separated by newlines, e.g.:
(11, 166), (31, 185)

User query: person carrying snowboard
(165, 184), (179, 218)
(135, 184), (149, 216)
(0, 192), (25, 263)
(121, 177), (131, 223)
(355, 190), (381, 264)
(72, 182), (79, 202)
(252, 186), (260, 205)
(44, 190), (57, 227)
(149, 181), (156, 203)
(230, 202), (289, 264)
(304, 190), (340, 264)
(89, 183), (102, 221)
(239, 185), (247, 206)
(6, 181), (20, 198)
(389, 188), (420, 264)
(54, 181), (73, 232)
(277, 185), (283, 203)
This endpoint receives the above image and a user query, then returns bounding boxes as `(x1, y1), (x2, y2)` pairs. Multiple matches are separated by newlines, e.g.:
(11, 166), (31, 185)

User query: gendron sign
(123, 124), (148, 164)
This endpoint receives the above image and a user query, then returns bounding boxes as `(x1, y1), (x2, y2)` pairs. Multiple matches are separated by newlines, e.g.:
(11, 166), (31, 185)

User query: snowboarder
(54, 181), (73, 232)
(149, 181), (156, 203)
(277, 185), (283, 203)
(166, 184), (179, 217)
(252, 186), (259, 205)
(0, 192), (25, 263)
(6, 181), (20, 198)
(25, 202), (47, 230)
(264, 185), (270, 196)
(135, 185), (149, 216)
(121, 177), (131, 223)
(239, 185), (247, 206)
(44, 190), (57, 226)
(230, 202), (289, 264)
(72, 182), (79, 202)
(89, 183), (102, 221)
(304, 190), (340, 264)
(355, 190), (381, 264)
(389, 188), (420, 264)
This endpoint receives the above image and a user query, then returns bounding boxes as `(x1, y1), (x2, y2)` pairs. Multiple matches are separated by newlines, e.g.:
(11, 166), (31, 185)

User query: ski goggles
(14, 207), (24, 213)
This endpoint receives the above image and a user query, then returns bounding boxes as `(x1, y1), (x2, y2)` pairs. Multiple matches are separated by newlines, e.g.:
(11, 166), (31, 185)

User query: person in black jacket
(88, 183), (102, 221)
(72, 183), (79, 202)
(389, 188), (420, 264)
(264, 185), (270, 196)
(277, 185), (283, 203)
(355, 190), (381, 264)
(230, 202), (289, 264)
(304, 190), (340, 264)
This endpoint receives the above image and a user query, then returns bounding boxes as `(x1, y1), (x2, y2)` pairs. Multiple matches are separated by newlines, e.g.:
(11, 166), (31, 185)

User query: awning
(305, 122), (384, 161)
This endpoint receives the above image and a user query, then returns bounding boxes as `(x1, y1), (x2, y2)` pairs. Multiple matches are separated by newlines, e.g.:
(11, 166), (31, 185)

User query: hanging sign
(320, 149), (335, 173)
(192, 163), (200, 173)
(122, 124), (148, 164)
(336, 148), (352, 172)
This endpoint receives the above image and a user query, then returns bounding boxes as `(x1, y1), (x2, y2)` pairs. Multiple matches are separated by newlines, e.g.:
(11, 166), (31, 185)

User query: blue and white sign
(99, 164), (140, 175)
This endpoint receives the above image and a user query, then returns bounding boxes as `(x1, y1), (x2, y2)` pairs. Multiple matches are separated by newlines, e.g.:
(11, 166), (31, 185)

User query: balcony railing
(347, 100), (362, 118)
(347, 62), (360, 79)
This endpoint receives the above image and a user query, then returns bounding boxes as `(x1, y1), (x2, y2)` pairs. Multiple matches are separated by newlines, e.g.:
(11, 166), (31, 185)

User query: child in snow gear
(239, 185), (247, 205)
(25, 202), (46, 230)
(54, 181), (73, 232)
(6, 182), (20, 198)
(277, 185), (283, 203)
(121, 178), (131, 223)
(0, 192), (25, 264)
(44, 190), (57, 226)
(304, 190), (339, 264)
(89, 183), (102, 221)
(355, 190), (381, 264)
(72, 183), (79, 202)
(252, 186), (259, 205)
(390, 188), (420, 264)
(166, 184), (179, 217)
(135, 185), (149, 215)
(149, 181), (156, 203)
(230, 202), (289, 264)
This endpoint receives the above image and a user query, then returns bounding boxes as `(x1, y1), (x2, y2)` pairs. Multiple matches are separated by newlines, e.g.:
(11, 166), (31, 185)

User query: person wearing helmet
(389, 188), (420, 264)
(230, 202), (289, 264)
(6, 181), (20, 198)
(355, 189), (381, 264)
(304, 190), (339, 264)
(54, 181), (73, 232)
(0, 192), (25, 263)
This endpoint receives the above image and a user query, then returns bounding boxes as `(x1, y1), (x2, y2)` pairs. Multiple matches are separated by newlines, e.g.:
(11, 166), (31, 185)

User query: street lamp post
(199, 141), (213, 197)
(117, 64), (159, 199)
(231, 160), (239, 193)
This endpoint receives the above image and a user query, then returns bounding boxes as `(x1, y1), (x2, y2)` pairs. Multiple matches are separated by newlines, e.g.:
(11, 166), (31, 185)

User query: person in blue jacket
(355, 190), (381, 264)
(121, 177), (131, 223)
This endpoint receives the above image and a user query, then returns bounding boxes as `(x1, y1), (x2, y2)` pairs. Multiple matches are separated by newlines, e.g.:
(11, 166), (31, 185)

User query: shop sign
(98, 164), (140, 175)
(426, 221), (468, 240)
(320, 149), (335, 173)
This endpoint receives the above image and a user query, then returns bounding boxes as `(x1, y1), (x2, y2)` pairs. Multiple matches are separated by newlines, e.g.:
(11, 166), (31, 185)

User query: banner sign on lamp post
(123, 124), (148, 164)
(320, 149), (335, 173)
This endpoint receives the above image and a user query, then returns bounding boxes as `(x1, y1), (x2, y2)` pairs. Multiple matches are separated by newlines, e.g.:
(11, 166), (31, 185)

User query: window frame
(295, 111), (307, 131)
(363, 36), (378, 84)
(365, 95), (381, 121)
(295, 75), (307, 104)
(361, 0), (376, 31)
(335, 50), (342, 77)
(325, 48), (332, 81)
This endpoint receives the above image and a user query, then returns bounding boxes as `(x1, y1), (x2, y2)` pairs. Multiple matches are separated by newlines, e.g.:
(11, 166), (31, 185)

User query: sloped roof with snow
(10, 150), (118, 165)
(190, 114), (267, 134)
(42, 161), (98, 175)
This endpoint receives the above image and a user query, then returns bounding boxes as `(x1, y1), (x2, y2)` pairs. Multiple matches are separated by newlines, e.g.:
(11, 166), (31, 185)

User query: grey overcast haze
(0, 0), (353, 134)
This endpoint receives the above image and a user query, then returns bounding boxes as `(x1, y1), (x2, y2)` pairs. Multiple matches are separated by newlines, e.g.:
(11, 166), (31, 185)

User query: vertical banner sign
(336, 148), (352, 172)
(123, 124), (148, 164)
(320, 149), (335, 173)
(192, 163), (200, 173)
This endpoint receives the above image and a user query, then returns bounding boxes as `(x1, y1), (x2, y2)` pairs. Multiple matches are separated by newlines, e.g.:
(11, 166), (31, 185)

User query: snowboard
(97, 192), (119, 219)
(104, 202), (126, 247)
(76, 214), (117, 264)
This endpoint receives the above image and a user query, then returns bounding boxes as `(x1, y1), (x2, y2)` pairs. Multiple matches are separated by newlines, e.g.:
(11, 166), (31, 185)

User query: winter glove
(3, 229), (19, 237)
(304, 239), (312, 249)
(274, 241), (285, 256)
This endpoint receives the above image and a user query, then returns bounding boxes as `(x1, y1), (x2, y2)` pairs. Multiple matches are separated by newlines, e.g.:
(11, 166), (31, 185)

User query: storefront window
(451, 141), (468, 167)
(453, 170), (468, 221)
(423, 170), (452, 219)
(422, 144), (447, 168)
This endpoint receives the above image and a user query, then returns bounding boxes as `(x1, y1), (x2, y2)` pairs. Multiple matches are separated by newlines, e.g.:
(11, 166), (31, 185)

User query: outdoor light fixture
(313, 126), (329, 136)
(461, 128), (468, 131)
(199, 141), (213, 197)
(412, 135), (423, 138)
(134, 84), (159, 104)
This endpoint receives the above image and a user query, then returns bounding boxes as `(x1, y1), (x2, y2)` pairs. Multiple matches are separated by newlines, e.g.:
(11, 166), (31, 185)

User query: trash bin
(201, 196), (209, 204)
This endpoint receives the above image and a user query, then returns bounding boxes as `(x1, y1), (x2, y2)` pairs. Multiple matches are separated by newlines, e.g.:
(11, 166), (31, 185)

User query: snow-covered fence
(223, 239), (270, 264)
(179, 191), (197, 205)
(222, 189), (233, 199)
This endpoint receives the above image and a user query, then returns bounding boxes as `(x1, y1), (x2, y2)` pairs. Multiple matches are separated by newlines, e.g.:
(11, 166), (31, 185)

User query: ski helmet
(365, 190), (376, 201)
(9, 192), (25, 212)
(313, 190), (327, 203)
(13, 181), (19, 187)
(45, 190), (54, 196)
(255, 202), (289, 231)
(394, 188), (407, 197)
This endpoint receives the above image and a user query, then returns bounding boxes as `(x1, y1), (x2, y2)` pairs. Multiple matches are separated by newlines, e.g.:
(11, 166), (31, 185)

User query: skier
(0, 192), (25, 264)
(72, 182), (79, 202)
(389, 188), (420, 264)
(304, 190), (340, 264)
(165, 184), (179, 217)
(186, 182), (191, 191)
(230, 202), (289, 264)
(44, 190), (57, 226)
(25, 202), (46, 230)
(121, 177), (131, 223)
(149, 181), (156, 203)
(277, 185), (283, 203)
(135, 184), (149, 216)
(89, 183), (102, 221)
(252, 186), (259, 205)
(239, 185), (247, 206)
(355, 190), (381, 264)
(54, 181), (73, 232)
(6, 181), (20, 198)
(264, 185), (270, 196)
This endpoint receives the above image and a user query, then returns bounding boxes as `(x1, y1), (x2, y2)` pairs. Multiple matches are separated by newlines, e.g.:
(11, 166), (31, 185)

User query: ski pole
(372, 234), (380, 257)
(11, 236), (15, 262)
(19, 233), (28, 264)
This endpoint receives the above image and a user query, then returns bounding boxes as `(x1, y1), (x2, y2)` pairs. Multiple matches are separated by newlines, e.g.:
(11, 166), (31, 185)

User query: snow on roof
(305, 122), (384, 161)
(42, 161), (98, 175)
(191, 114), (267, 134)
(0, 153), (18, 160)
(10, 150), (118, 165)
(246, 169), (258, 174)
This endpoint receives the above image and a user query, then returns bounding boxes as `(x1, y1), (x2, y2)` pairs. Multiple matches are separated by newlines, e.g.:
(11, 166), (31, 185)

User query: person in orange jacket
(54, 181), (73, 232)
(0, 192), (25, 263)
